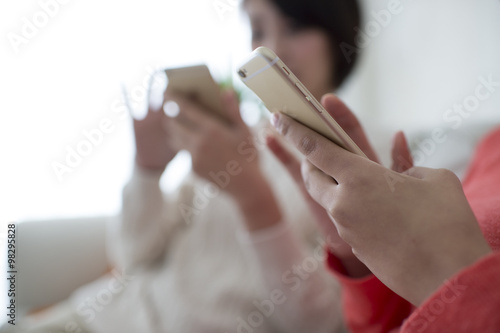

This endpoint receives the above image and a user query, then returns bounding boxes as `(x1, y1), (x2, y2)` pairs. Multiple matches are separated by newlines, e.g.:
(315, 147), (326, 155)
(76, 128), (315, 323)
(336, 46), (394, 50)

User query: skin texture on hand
(271, 94), (492, 305)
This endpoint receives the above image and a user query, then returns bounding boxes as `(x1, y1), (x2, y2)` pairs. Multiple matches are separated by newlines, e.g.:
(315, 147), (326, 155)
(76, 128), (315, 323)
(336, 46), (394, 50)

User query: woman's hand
(165, 89), (282, 231)
(267, 94), (412, 278)
(131, 83), (178, 171)
(165, 90), (261, 197)
(271, 95), (492, 305)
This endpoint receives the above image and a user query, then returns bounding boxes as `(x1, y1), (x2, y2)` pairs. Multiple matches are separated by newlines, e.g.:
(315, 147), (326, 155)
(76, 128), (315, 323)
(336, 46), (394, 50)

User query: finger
(165, 121), (191, 151)
(148, 70), (167, 112)
(272, 112), (371, 184)
(122, 85), (148, 121)
(163, 96), (206, 130)
(301, 160), (339, 209)
(221, 89), (244, 126)
(124, 70), (169, 122)
(267, 133), (332, 201)
(166, 93), (222, 131)
(266, 134), (303, 184)
(321, 94), (379, 162)
(391, 131), (414, 173)
(165, 118), (199, 152)
(268, 134), (341, 225)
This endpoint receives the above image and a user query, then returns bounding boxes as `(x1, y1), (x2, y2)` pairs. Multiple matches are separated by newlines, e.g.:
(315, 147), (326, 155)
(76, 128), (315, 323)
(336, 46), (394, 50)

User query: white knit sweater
(70, 134), (345, 333)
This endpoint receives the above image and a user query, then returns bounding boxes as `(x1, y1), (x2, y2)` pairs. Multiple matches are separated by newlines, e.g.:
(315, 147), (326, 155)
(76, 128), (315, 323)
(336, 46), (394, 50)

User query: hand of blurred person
(131, 84), (179, 171)
(267, 94), (413, 278)
(165, 89), (282, 231)
(271, 95), (492, 306)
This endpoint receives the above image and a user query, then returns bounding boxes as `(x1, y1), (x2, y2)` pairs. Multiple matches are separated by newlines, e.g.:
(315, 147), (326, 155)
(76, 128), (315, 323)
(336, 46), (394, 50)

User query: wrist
(131, 162), (164, 187)
(416, 242), (492, 305)
(135, 156), (168, 171)
(233, 175), (282, 231)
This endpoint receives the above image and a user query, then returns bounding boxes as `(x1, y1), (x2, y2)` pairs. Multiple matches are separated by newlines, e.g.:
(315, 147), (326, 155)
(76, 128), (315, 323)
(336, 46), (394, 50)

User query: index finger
(271, 112), (373, 184)
(165, 91), (222, 130)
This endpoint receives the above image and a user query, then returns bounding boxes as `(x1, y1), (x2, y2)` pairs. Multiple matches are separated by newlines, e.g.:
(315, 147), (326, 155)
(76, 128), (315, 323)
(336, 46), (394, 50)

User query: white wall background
(339, 0), (500, 173)
(0, 0), (499, 224)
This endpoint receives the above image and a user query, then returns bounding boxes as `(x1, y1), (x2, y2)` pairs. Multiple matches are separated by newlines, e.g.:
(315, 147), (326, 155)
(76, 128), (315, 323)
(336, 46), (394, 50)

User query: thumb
(391, 131), (414, 173)
(267, 134), (355, 257)
(266, 134), (303, 184)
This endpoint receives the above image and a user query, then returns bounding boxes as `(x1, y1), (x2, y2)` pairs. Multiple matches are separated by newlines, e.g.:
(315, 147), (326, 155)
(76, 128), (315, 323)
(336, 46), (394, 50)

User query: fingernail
(271, 113), (280, 130)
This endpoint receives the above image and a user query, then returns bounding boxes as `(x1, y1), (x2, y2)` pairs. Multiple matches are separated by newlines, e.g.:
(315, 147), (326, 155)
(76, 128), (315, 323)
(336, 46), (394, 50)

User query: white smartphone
(237, 47), (366, 157)
(165, 65), (229, 122)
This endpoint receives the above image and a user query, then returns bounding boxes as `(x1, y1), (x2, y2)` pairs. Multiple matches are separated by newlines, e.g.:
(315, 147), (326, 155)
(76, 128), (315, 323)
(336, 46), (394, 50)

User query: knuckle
(327, 199), (344, 222)
(436, 168), (460, 183)
(327, 190), (352, 224)
(328, 203), (356, 245)
(336, 227), (353, 246)
(298, 135), (317, 156)
(302, 170), (313, 192)
(300, 160), (316, 190)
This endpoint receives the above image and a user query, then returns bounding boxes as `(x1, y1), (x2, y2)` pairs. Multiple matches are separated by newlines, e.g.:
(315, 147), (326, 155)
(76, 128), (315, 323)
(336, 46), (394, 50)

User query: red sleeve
(326, 127), (500, 333)
(326, 251), (413, 333)
(401, 251), (500, 333)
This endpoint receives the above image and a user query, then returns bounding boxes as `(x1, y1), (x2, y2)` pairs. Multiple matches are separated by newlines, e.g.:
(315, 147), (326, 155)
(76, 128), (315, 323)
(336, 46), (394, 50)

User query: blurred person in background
(1, 0), (362, 332)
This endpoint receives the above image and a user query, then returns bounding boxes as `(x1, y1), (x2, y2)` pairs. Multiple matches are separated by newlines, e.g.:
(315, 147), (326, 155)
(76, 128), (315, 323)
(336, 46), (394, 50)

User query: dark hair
(267, 0), (361, 88)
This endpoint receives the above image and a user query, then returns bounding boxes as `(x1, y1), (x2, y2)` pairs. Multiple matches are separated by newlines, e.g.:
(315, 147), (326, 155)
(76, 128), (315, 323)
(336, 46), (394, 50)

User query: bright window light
(0, 0), (251, 223)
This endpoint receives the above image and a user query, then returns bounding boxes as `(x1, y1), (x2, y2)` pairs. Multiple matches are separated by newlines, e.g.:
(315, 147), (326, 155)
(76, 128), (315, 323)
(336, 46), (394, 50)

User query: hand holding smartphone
(237, 47), (366, 157)
(164, 64), (230, 123)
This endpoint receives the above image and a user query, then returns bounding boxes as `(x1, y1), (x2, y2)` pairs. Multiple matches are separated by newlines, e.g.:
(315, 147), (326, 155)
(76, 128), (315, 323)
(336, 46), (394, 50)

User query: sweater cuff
(326, 249), (414, 332)
(236, 220), (291, 245)
(237, 221), (305, 276)
(325, 250), (389, 311)
(326, 248), (378, 287)
(130, 163), (163, 186)
(134, 162), (164, 177)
